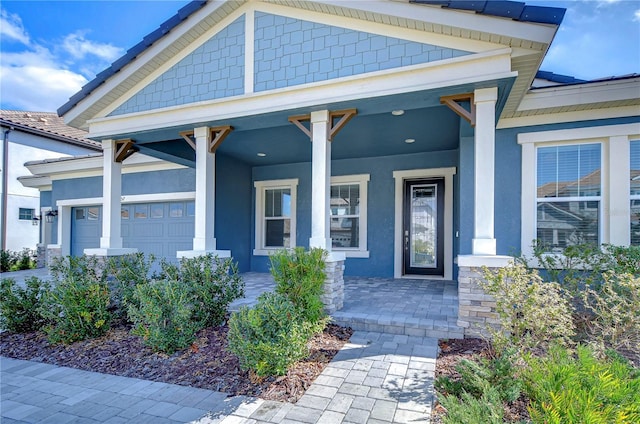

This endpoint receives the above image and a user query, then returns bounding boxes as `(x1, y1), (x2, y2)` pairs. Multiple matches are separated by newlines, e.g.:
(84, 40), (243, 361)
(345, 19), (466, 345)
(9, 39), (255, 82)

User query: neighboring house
(0, 111), (100, 257)
(19, 1), (640, 284)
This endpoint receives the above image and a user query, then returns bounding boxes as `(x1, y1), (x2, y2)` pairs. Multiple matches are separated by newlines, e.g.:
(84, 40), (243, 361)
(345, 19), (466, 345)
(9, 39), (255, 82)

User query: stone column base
(457, 255), (512, 338)
(36, 244), (47, 269)
(322, 252), (345, 314)
(46, 245), (62, 269)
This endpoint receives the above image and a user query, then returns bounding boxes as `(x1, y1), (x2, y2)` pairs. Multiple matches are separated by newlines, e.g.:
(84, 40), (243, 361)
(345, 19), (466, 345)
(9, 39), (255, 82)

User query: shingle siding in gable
(253, 12), (471, 92)
(110, 15), (245, 116)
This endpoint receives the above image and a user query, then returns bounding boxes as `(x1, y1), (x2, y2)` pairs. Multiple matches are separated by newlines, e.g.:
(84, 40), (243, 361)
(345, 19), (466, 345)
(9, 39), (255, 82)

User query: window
(134, 204), (148, 219)
(88, 207), (100, 221)
(19, 208), (34, 220)
(254, 179), (297, 255)
(536, 143), (601, 251)
(519, 123), (640, 259)
(330, 174), (369, 257)
(169, 202), (184, 218)
(121, 206), (130, 219)
(631, 140), (640, 245)
(150, 203), (164, 219)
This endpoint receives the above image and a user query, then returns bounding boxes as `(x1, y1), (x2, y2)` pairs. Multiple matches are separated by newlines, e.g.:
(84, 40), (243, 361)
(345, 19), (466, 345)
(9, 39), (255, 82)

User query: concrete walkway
(1, 331), (436, 423)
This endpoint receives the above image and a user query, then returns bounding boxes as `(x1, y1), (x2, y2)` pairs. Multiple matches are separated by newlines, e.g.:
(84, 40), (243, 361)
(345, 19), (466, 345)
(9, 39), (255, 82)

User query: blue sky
(1, 0), (638, 112)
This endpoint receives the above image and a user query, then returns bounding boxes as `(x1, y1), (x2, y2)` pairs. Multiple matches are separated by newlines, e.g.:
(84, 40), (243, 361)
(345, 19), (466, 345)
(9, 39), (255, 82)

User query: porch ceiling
(119, 77), (514, 166)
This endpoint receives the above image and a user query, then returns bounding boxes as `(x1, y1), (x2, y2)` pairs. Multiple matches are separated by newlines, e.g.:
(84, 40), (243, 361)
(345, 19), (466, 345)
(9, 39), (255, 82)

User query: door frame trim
(393, 167), (456, 279)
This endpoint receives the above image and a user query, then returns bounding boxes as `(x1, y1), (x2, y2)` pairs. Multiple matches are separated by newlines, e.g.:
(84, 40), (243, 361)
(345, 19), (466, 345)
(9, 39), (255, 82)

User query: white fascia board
(256, 2), (501, 53)
(517, 78), (640, 112)
(311, 0), (558, 45)
(18, 175), (52, 190)
(63, 0), (234, 126)
(88, 48), (514, 138)
(498, 105), (640, 129)
(25, 154), (186, 181)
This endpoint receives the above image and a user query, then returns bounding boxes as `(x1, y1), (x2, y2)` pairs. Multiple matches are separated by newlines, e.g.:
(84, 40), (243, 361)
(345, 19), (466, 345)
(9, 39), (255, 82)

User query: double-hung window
(630, 140), (640, 245)
(330, 174), (369, 257)
(536, 143), (601, 251)
(254, 179), (297, 254)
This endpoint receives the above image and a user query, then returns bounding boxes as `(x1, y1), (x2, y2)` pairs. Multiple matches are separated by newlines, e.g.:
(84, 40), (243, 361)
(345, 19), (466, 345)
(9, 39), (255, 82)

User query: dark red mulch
(432, 338), (531, 423)
(0, 322), (352, 403)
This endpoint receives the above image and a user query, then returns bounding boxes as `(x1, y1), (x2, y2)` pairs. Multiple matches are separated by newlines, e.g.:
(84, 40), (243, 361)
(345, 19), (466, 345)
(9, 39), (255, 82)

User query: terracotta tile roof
(0, 110), (101, 150)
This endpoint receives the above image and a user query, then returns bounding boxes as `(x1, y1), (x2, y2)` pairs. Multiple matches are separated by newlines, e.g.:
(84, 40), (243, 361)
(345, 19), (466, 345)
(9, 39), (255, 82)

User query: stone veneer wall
(36, 244), (47, 268)
(46, 246), (62, 268)
(457, 266), (501, 338)
(322, 258), (344, 314)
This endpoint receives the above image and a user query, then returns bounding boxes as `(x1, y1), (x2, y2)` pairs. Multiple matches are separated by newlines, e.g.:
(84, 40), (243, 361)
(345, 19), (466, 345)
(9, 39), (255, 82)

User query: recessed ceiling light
(257, 152), (266, 157)
(391, 110), (405, 116)
(404, 138), (416, 144)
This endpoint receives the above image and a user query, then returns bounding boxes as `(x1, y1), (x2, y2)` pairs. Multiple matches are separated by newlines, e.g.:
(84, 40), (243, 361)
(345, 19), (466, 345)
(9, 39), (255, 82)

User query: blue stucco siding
(216, 154), (252, 272)
(250, 150), (459, 277)
(253, 12), (471, 92)
(110, 16), (245, 116)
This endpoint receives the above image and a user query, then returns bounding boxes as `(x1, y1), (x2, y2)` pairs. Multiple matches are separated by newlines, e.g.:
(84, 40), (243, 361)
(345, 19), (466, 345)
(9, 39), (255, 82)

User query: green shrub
(0, 249), (36, 272)
(107, 253), (155, 320)
(0, 250), (12, 272)
(178, 254), (244, 328)
(270, 247), (326, 323)
(439, 387), (504, 424)
(481, 263), (575, 354)
(227, 292), (316, 376)
(436, 349), (521, 404)
(523, 344), (640, 424)
(582, 273), (640, 355)
(127, 278), (198, 353)
(0, 277), (50, 332)
(41, 256), (111, 344)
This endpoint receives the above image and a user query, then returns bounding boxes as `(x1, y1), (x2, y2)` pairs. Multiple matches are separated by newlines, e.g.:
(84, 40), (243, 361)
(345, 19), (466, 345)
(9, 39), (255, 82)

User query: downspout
(1, 127), (11, 251)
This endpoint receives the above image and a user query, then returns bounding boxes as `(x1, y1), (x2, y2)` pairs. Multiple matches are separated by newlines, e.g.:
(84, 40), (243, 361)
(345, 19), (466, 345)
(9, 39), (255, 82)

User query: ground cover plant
(435, 243), (640, 423)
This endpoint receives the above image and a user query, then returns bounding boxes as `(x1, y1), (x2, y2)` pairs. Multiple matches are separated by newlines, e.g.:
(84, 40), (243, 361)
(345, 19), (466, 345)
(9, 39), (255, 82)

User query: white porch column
(309, 110), (332, 251)
(178, 127), (230, 259)
(609, 135), (630, 245)
(85, 139), (136, 256)
(472, 87), (498, 255)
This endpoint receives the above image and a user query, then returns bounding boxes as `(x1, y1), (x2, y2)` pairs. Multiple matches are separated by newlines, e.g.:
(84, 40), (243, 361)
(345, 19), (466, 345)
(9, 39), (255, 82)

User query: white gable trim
(498, 106), (640, 129)
(87, 48), (514, 138)
(312, 0), (557, 45)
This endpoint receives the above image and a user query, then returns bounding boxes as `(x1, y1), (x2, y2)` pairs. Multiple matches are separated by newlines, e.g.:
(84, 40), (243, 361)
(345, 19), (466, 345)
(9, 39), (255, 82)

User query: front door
(403, 178), (444, 276)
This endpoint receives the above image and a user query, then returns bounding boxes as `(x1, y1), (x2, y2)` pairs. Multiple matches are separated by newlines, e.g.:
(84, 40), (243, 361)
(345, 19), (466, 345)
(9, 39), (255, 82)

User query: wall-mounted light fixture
(45, 210), (58, 223)
(32, 215), (40, 226)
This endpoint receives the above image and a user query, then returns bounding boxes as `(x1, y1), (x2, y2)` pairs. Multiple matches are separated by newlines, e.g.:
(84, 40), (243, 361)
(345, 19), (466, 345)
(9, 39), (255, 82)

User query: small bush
(178, 254), (244, 328)
(270, 247), (326, 323)
(227, 292), (315, 376)
(481, 263), (575, 354)
(0, 277), (50, 332)
(0, 249), (36, 272)
(107, 253), (155, 320)
(523, 344), (640, 424)
(582, 273), (640, 355)
(127, 278), (198, 353)
(41, 256), (111, 344)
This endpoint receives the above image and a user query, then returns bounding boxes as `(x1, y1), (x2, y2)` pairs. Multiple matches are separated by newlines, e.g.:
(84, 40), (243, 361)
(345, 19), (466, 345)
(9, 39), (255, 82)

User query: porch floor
(230, 273), (463, 339)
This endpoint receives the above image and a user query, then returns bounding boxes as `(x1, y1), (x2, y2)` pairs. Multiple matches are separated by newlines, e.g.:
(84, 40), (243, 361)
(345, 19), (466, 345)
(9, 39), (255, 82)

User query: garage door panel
(71, 201), (195, 261)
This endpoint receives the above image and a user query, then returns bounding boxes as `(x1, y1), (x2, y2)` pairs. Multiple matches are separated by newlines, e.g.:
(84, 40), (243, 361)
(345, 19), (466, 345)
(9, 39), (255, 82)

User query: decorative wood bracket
(440, 93), (475, 127)
(288, 108), (357, 141)
(179, 130), (196, 150)
(179, 126), (233, 153)
(114, 139), (138, 163)
(208, 126), (233, 153)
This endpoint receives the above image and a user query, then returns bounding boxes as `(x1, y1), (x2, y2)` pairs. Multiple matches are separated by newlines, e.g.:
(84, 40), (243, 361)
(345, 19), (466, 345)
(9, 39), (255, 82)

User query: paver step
(330, 311), (464, 339)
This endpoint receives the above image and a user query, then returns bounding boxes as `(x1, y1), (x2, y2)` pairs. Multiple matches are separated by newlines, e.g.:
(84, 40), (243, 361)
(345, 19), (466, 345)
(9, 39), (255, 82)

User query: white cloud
(0, 64), (87, 111)
(0, 9), (30, 45)
(634, 9), (640, 22)
(62, 31), (123, 62)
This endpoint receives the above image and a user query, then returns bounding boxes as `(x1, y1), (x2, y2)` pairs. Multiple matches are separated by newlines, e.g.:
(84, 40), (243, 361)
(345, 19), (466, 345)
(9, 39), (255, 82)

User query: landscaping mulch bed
(432, 338), (530, 423)
(0, 321), (352, 403)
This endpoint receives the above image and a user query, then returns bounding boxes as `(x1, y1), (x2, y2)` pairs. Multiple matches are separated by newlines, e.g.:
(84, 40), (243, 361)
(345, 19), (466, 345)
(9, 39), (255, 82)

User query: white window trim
(253, 178), (298, 256)
(392, 167), (456, 280)
(518, 123), (640, 261)
(331, 174), (370, 258)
